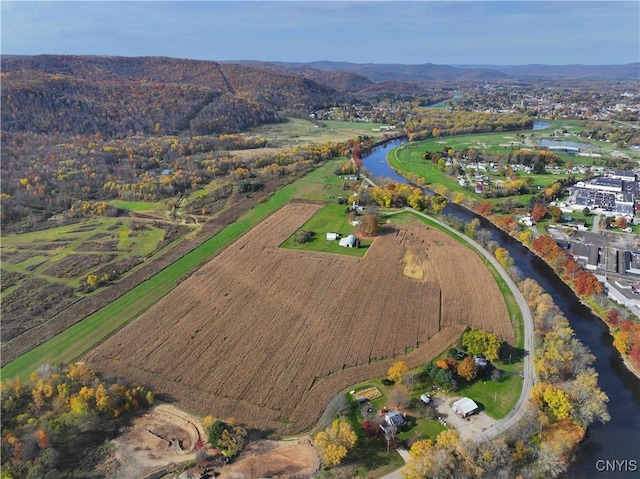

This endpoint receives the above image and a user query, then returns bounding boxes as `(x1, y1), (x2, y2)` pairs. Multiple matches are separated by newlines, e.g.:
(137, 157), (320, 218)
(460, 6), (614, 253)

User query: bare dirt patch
(102, 403), (319, 479)
(87, 203), (512, 434)
(216, 439), (320, 479)
(107, 404), (204, 479)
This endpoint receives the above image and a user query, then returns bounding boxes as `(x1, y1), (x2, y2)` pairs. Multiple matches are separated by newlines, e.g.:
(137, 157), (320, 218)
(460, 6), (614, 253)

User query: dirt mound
(108, 404), (204, 478)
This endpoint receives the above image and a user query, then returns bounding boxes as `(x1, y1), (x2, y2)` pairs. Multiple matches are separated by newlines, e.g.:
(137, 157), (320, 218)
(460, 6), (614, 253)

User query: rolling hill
(0, 55), (355, 137)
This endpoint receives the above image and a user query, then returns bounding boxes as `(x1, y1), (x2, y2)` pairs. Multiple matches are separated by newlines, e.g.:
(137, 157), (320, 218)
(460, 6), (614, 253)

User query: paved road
(378, 208), (536, 478)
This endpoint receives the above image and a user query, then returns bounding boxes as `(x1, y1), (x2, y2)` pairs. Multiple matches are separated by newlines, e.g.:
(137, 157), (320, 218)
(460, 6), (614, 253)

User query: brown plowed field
(86, 203), (512, 434)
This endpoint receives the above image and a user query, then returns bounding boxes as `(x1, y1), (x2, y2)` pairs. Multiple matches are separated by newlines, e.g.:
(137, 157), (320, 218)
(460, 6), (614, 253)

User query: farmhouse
(384, 411), (406, 427)
(452, 397), (479, 418)
(339, 234), (356, 247)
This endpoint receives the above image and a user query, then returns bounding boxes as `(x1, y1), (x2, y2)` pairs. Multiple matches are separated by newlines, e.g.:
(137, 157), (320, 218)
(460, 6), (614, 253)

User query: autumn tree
(0, 363), (151, 478)
(463, 218), (480, 239)
(531, 204), (548, 222)
(86, 274), (100, 289)
(605, 308), (621, 326)
(358, 213), (379, 236)
(568, 368), (610, 427)
(429, 195), (448, 215)
(548, 205), (563, 222)
(218, 425), (247, 458)
(531, 383), (573, 421)
(457, 356), (478, 381)
(462, 328), (503, 361)
(475, 201), (493, 216)
(388, 385), (411, 409)
(314, 418), (357, 466)
(573, 270), (603, 296)
(494, 247), (514, 269)
(615, 216), (628, 229)
(387, 361), (409, 384)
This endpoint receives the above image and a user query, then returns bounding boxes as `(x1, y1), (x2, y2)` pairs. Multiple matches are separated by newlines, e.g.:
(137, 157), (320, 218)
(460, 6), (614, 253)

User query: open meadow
(0, 218), (170, 342)
(245, 117), (396, 147)
(86, 202), (513, 434)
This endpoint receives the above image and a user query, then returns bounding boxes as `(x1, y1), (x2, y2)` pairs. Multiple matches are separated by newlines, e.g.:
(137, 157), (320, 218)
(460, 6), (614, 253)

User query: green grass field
(458, 373), (523, 419)
(245, 117), (393, 147)
(344, 378), (446, 476)
(280, 204), (371, 257)
(1, 218), (166, 291)
(109, 199), (168, 212)
(341, 355), (522, 473)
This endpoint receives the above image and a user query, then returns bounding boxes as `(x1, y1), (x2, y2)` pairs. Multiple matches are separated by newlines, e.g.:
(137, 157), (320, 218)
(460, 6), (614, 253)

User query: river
(362, 139), (640, 478)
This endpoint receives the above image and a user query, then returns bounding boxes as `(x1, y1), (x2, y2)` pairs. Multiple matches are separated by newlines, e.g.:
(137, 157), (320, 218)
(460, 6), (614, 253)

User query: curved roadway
(378, 207), (535, 478)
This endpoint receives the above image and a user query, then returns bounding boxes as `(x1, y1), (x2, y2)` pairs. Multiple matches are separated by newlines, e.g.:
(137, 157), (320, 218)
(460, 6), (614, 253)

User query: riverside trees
(404, 277), (610, 478)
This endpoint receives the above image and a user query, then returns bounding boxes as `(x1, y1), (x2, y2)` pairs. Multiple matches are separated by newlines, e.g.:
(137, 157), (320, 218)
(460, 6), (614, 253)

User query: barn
(452, 397), (479, 417)
(339, 234), (356, 247)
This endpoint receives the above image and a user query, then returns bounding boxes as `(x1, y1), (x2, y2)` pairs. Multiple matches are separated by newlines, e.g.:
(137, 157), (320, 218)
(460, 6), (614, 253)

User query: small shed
(474, 357), (488, 368)
(339, 234), (356, 247)
(420, 394), (431, 404)
(326, 232), (340, 241)
(452, 397), (479, 418)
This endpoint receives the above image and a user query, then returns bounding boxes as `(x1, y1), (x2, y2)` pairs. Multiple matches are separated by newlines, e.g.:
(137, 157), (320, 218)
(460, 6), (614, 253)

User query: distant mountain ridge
(239, 60), (639, 81)
(454, 63), (640, 79)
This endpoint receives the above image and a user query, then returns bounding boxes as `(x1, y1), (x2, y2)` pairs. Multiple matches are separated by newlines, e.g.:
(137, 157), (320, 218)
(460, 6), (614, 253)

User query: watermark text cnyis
(595, 459), (637, 473)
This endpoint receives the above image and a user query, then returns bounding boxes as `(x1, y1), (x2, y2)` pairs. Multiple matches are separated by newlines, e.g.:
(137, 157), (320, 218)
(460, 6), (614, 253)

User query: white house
(326, 232), (340, 241)
(339, 235), (356, 247)
(384, 411), (406, 427)
(452, 397), (479, 418)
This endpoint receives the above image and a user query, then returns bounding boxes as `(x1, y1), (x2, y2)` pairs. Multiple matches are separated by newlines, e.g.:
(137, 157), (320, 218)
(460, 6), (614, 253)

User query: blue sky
(2, 1), (638, 65)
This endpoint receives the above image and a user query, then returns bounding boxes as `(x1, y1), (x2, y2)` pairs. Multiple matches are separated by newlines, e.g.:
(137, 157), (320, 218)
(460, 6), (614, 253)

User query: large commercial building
(569, 170), (638, 215)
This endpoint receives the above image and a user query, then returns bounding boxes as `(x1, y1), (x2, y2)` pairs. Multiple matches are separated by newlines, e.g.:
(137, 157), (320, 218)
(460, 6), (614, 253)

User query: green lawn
(340, 361), (522, 474)
(280, 204), (371, 257)
(343, 378), (447, 477)
(109, 199), (168, 212)
(458, 373), (523, 419)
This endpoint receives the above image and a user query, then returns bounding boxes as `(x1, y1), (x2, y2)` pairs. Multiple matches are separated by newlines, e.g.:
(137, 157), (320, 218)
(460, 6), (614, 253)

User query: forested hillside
(1, 55), (354, 137)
